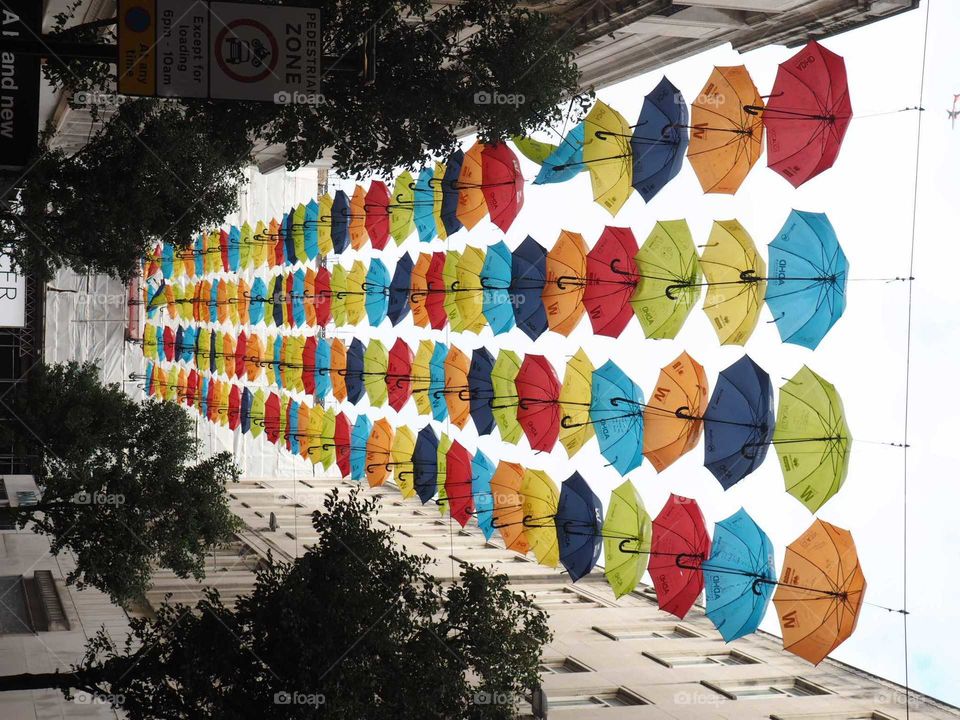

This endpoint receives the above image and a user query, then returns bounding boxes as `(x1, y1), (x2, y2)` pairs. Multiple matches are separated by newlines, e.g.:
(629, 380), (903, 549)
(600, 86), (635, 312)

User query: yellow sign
(117, 0), (156, 96)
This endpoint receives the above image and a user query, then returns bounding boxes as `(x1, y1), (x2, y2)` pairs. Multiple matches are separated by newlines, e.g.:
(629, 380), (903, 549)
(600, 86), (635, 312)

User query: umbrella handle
(618, 538), (642, 555)
(675, 553), (704, 570)
(458, 389), (473, 401)
(554, 275), (586, 290)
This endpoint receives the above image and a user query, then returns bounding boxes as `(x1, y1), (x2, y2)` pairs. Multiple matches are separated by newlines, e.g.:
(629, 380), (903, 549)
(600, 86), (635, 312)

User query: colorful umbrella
(387, 253), (414, 325)
(413, 169), (436, 243)
(442, 250), (464, 332)
(558, 349), (595, 458)
(603, 480), (652, 598)
(364, 258), (391, 327)
(555, 472), (603, 582)
(515, 354), (561, 453)
(632, 219), (702, 339)
(520, 468), (560, 567)
(412, 425), (439, 504)
(454, 246), (487, 334)
(443, 346), (472, 430)
(331, 189), (350, 254)
(584, 226), (639, 337)
(479, 142), (524, 232)
(456, 142), (488, 230)
(389, 171), (415, 244)
(348, 415), (372, 481)
(468, 347), (496, 436)
(345, 339), (367, 405)
(363, 339), (389, 408)
(471, 450), (496, 540)
(329, 338), (348, 403)
(366, 418), (394, 488)
(650, 494), (711, 619)
(631, 76), (688, 202)
(491, 350), (523, 444)
(330, 264), (347, 327)
(445, 440), (474, 527)
(481, 241), (515, 335)
(543, 230), (587, 336)
(440, 149), (465, 236)
(428, 342), (449, 422)
(582, 100), (633, 215)
(701, 219), (767, 346)
(364, 180), (391, 249)
(642, 352), (709, 472)
(314, 267), (332, 326)
(424, 252), (448, 330)
(589, 360), (645, 475)
(510, 235), (549, 341)
(491, 461), (529, 554)
(409, 253), (432, 328)
(533, 123), (585, 185)
(411, 340), (434, 417)
(392, 426), (417, 499)
(344, 261), (368, 326)
(387, 338), (415, 412)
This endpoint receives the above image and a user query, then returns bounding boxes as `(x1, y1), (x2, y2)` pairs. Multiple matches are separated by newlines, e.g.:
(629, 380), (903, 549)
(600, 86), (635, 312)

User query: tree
(0, 361), (241, 606)
(44, 0), (588, 177)
(1, 98), (251, 281)
(0, 488), (552, 719)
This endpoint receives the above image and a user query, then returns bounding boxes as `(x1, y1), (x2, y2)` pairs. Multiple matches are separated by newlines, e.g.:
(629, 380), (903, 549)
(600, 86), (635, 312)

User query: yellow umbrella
(582, 101), (633, 216)
(433, 161), (447, 241)
(306, 405), (329, 467)
(317, 194), (334, 255)
(443, 250), (464, 331)
(392, 426), (417, 499)
(390, 171), (415, 244)
(558, 349), (595, 457)
(411, 340), (435, 417)
(239, 221), (254, 270)
(436, 432), (452, 515)
(253, 221), (269, 268)
(701, 219), (767, 346)
(457, 142), (488, 230)
(330, 264), (348, 327)
(520, 468), (560, 567)
(454, 246), (487, 334)
(344, 260), (368, 326)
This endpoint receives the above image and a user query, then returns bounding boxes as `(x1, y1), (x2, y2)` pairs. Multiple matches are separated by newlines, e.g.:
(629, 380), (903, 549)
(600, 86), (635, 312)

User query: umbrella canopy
(349, 415), (372, 482)
(603, 480), (652, 598)
(412, 425), (439, 504)
(411, 340), (434, 417)
(440, 149), (465, 236)
(556, 472), (603, 582)
(762, 41), (852, 188)
(425, 252), (448, 330)
(334, 411), (353, 478)
(774, 366), (851, 513)
(442, 250), (463, 332)
(389, 171), (416, 244)
(331, 189), (350, 254)
(314, 267), (332, 326)
(479, 142), (524, 232)
(774, 519), (866, 664)
(510, 236), (549, 341)
(392, 426), (417, 499)
(481, 241), (515, 335)
(310, 407), (336, 470)
(329, 338), (348, 403)
(687, 66), (765, 194)
(317, 195), (334, 255)
(491, 350), (523, 444)
(366, 418), (394, 487)
(345, 339), (366, 405)
(520, 469), (560, 567)
(701, 219), (767, 345)
(515, 354), (561, 453)
(704, 355), (775, 489)
(650, 494), (711, 619)
(543, 230), (587, 336)
(643, 352), (709, 472)
(456, 142), (488, 230)
(704, 508), (776, 642)
(250, 389), (266, 439)
(632, 76), (688, 202)
(444, 346), (471, 430)
(363, 339), (389, 408)
(558, 349), (595, 458)
(584, 226), (639, 337)
(445, 441), (474, 527)
(387, 338), (415, 412)
(413, 169), (437, 243)
(582, 101), (633, 215)
(304, 200), (320, 259)
(365, 180), (392, 249)
(590, 360), (645, 475)
(632, 220), (703, 339)
(409, 253), (432, 328)
(428, 342), (449, 422)
(765, 210), (848, 350)
(315, 338), (332, 400)
(345, 261), (368, 326)
(468, 347), (496, 436)
(533, 123), (585, 185)
(491, 461), (529, 554)
(454, 246), (487, 334)
(365, 258), (391, 327)
(330, 264), (347, 327)
(387, 253), (414, 325)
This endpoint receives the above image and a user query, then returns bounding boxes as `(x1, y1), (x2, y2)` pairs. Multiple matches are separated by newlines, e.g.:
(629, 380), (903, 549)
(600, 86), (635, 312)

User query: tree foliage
(0, 489), (551, 719)
(0, 361), (241, 605)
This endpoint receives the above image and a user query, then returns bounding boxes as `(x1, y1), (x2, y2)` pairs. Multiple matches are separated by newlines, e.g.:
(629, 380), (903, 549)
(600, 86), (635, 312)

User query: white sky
(196, 0), (960, 705)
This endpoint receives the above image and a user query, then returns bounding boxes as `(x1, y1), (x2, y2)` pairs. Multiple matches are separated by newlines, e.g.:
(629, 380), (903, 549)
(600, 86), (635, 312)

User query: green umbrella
(774, 366), (851, 513)
(491, 349), (523, 444)
(330, 264), (347, 327)
(364, 339), (389, 408)
(292, 203), (307, 263)
(436, 432), (452, 515)
(512, 135), (557, 164)
(603, 480), (652, 599)
(443, 250), (466, 332)
(390, 171), (415, 244)
(455, 246), (487, 334)
(631, 220), (703, 339)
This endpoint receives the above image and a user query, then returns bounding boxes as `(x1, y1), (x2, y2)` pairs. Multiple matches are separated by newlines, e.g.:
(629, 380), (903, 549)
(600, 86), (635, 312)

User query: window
(593, 623), (699, 640)
(708, 678), (830, 700)
(0, 575), (32, 634)
(538, 658), (592, 674)
(651, 625), (704, 639)
(646, 650), (759, 668)
(547, 688), (648, 709)
(530, 588), (602, 608)
(770, 712), (896, 720)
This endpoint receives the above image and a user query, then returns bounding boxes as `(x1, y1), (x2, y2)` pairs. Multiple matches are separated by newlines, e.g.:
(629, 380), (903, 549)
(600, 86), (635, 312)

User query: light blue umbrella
(349, 415), (372, 482)
(249, 277), (267, 325)
(534, 123), (585, 185)
(765, 210), (848, 350)
(364, 258), (391, 327)
(228, 225), (241, 271)
(428, 342), (449, 422)
(287, 400), (300, 455)
(193, 234), (204, 276)
(414, 169), (436, 243)
(471, 449), (496, 540)
(315, 338), (331, 400)
(703, 508), (776, 642)
(481, 241), (515, 335)
(304, 199), (319, 260)
(209, 279), (219, 324)
(272, 335), (284, 390)
(589, 359), (645, 475)
(181, 326), (197, 363)
(292, 269), (306, 327)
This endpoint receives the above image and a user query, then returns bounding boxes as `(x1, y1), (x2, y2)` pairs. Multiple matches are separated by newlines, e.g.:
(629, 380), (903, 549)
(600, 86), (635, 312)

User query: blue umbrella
(206, 330), (215, 373)
(589, 360), (645, 475)
(703, 508), (776, 642)
(143, 361), (154, 396)
(270, 275), (284, 327)
(240, 387), (253, 434)
(428, 342), (449, 422)
(288, 400), (301, 455)
(631, 76), (688, 203)
(161, 242), (174, 279)
(315, 338), (331, 400)
(304, 199), (319, 260)
(349, 415), (372, 482)
(193, 234), (204, 276)
(510, 235), (549, 341)
(278, 212), (290, 265)
(556, 472), (603, 582)
(412, 426), (439, 504)
(199, 376), (210, 415)
(388, 253), (414, 325)
(271, 335), (283, 389)
(365, 258), (391, 327)
(703, 355), (774, 490)
(345, 339), (366, 404)
(181, 326), (196, 363)
(228, 225), (241, 272)
(481, 241), (515, 335)
(174, 326), (185, 361)
(468, 347), (496, 435)
(440, 150), (464, 236)
(209, 279), (220, 324)
(331, 190), (350, 254)
(291, 269), (306, 327)
(534, 123), (585, 185)
(471, 449), (496, 540)
(249, 277), (267, 325)
(765, 210), (848, 350)
(414, 169), (436, 243)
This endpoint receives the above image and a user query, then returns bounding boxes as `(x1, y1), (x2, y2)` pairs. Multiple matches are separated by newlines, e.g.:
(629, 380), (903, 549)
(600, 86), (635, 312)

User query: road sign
(0, 0), (41, 171)
(0, 249), (25, 328)
(118, 0), (321, 101)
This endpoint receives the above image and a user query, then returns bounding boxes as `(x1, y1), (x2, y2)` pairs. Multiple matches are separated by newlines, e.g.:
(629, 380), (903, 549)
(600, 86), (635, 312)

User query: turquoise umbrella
(471, 449), (496, 540)
(315, 338), (331, 400)
(428, 342), (449, 422)
(534, 123), (585, 185)
(414, 169), (436, 243)
(588, 359), (645, 475)
(249, 277), (267, 324)
(304, 199), (319, 260)
(349, 415), (373, 482)
(481, 241), (515, 334)
(364, 258), (391, 327)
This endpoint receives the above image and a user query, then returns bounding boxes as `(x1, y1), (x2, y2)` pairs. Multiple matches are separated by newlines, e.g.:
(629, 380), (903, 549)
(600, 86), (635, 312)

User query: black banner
(0, 0), (42, 171)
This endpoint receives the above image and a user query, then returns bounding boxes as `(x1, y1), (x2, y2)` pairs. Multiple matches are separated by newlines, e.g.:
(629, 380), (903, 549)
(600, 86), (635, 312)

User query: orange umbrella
(642, 352), (708, 473)
(303, 269), (317, 327)
(349, 186), (369, 250)
(222, 333), (236, 379)
(237, 278), (251, 325)
(456, 142), (488, 230)
(543, 230), (588, 336)
(267, 219), (281, 267)
(245, 334), (263, 381)
(774, 520), (866, 665)
(329, 337), (348, 403)
(366, 418), (395, 487)
(297, 403), (312, 460)
(490, 461), (529, 555)
(409, 253), (432, 328)
(687, 66), (764, 194)
(444, 346), (471, 430)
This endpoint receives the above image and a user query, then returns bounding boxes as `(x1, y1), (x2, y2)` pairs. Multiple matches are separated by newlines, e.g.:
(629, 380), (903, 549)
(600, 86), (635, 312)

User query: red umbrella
(583, 226), (639, 337)
(186, 369), (199, 407)
(235, 331), (247, 380)
(314, 266), (332, 325)
(425, 252), (448, 330)
(387, 338), (415, 412)
(515, 354), (561, 453)
(272, 228), (284, 267)
(162, 326), (175, 360)
(334, 412), (353, 478)
(284, 399), (296, 451)
(264, 392), (281, 443)
(302, 336), (317, 396)
(445, 440), (474, 527)
(205, 380), (218, 421)
(228, 385), (241, 430)
(649, 494), (711, 619)
(480, 143), (525, 232)
(364, 180), (392, 249)
(218, 228), (230, 272)
(759, 40), (852, 188)
(284, 273), (295, 325)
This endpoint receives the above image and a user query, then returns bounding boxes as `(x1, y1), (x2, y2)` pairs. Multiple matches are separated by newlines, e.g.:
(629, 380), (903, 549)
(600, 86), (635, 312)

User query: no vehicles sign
(118, 0), (321, 101)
